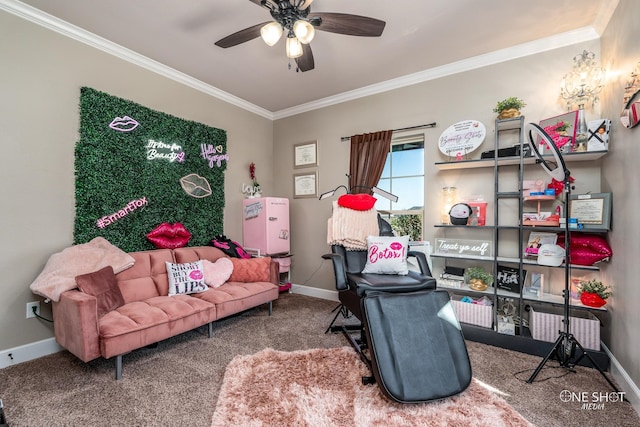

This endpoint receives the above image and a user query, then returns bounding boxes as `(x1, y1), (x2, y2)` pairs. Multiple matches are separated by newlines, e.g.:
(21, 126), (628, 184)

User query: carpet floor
(0, 293), (638, 426)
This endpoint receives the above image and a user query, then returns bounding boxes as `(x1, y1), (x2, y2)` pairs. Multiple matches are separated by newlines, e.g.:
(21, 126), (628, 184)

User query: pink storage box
(529, 306), (601, 350)
(451, 298), (492, 328)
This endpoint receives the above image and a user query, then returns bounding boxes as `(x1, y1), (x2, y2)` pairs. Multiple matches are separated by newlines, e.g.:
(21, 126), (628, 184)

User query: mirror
(620, 62), (640, 129)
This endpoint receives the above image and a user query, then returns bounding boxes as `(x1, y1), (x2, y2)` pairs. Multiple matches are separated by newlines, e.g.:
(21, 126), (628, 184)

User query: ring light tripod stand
(524, 124), (618, 392)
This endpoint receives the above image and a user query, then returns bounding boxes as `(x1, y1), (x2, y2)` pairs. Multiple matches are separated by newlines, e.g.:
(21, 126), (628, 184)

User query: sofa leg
(115, 355), (122, 380)
(268, 301), (273, 316)
(208, 322), (213, 338)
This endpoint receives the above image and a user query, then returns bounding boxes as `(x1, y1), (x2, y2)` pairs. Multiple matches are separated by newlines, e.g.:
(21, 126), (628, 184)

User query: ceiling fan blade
(295, 43), (315, 72)
(215, 22), (271, 48)
(309, 12), (386, 37)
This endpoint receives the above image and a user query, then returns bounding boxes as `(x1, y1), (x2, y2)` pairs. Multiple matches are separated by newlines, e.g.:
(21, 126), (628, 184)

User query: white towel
(327, 201), (379, 250)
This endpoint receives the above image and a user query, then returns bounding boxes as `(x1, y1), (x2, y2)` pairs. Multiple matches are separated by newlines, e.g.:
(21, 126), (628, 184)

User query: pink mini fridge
(242, 197), (290, 256)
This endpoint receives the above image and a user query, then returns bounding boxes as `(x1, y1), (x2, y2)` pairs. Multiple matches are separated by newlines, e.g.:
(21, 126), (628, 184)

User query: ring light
(525, 123), (568, 182)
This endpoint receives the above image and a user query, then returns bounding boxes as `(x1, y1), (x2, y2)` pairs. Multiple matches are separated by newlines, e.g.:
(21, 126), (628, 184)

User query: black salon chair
(323, 216), (436, 354)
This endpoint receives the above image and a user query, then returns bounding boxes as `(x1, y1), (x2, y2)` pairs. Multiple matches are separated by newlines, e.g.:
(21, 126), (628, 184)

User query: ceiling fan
(214, 0), (386, 72)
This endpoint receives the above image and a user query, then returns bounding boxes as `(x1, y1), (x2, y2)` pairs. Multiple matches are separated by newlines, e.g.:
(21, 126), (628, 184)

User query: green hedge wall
(74, 87), (227, 252)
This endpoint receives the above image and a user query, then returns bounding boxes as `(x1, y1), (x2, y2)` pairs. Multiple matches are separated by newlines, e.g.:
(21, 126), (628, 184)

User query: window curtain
(349, 130), (392, 193)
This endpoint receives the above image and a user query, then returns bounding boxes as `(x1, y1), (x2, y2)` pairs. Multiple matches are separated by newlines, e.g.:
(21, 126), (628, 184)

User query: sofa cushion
(116, 249), (174, 302)
(166, 261), (208, 296)
(202, 258), (233, 288)
(229, 257), (271, 282)
(173, 246), (227, 264)
(75, 266), (125, 318)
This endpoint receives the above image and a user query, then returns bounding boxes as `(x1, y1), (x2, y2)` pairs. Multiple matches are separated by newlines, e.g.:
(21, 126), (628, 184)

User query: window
(375, 133), (424, 241)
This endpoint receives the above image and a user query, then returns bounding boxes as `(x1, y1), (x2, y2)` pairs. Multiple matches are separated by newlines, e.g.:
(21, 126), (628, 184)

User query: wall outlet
(26, 301), (40, 319)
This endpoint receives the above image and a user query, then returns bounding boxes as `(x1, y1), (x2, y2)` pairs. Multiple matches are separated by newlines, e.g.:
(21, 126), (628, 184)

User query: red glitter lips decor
(146, 222), (192, 249)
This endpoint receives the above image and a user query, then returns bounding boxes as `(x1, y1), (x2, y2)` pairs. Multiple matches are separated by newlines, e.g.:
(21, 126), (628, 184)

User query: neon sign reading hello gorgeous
(201, 144), (229, 168)
(146, 139), (185, 163)
(96, 197), (148, 228)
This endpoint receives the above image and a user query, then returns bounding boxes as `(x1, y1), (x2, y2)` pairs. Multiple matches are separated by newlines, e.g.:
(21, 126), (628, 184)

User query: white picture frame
(293, 171), (318, 199)
(294, 141), (318, 168)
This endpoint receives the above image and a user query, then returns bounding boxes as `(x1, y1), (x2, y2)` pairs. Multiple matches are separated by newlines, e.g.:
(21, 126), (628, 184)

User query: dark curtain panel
(349, 130), (393, 193)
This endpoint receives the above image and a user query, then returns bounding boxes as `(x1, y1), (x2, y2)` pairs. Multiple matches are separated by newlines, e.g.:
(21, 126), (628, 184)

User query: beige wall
(0, 11), (273, 350)
(273, 2), (639, 399)
(599, 0), (640, 400)
(273, 42), (602, 291)
(2, 0), (638, 404)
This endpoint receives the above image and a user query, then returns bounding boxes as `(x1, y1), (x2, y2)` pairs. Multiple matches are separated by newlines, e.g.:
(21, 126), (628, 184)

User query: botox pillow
(361, 235), (410, 275)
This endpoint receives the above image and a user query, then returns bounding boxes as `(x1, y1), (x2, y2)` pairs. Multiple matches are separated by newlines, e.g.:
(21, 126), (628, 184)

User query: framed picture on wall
(569, 193), (612, 230)
(294, 141), (318, 168)
(293, 171), (318, 198)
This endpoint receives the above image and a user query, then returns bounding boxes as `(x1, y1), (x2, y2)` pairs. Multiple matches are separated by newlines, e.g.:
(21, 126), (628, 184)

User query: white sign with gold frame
(293, 171), (317, 199)
(294, 141), (318, 168)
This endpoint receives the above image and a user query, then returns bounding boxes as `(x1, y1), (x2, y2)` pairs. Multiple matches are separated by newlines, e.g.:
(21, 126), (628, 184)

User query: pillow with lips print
(361, 235), (410, 275)
(166, 260), (208, 296)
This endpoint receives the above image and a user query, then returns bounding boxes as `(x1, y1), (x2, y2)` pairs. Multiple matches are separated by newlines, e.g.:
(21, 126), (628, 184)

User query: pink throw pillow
(228, 257), (271, 282)
(202, 258), (234, 288)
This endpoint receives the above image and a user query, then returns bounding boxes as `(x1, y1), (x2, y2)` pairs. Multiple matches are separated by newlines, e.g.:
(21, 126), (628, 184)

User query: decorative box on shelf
(529, 306), (601, 350)
(451, 295), (493, 329)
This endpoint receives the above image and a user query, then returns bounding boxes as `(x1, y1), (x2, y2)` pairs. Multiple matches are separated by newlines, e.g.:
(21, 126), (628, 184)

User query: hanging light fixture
(293, 20), (315, 44)
(560, 50), (606, 110)
(286, 36), (303, 59)
(260, 21), (283, 46)
(559, 50), (606, 151)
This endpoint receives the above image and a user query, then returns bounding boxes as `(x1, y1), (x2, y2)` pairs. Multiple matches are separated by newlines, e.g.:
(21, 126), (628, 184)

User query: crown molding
(272, 26), (601, 119)
(0, 0), (275, 120)
(3, 0), (601, 121)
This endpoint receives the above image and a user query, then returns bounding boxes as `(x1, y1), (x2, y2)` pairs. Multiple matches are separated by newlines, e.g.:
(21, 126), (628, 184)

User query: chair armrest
(322, 253), (348, 291)
(269, 260), (280, 285)
(407, 250), (433, 277)
(52, 290), (101, 362)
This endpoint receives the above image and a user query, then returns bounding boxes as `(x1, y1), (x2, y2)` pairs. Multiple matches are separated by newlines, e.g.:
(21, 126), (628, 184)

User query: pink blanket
(29, 237), (135, 302)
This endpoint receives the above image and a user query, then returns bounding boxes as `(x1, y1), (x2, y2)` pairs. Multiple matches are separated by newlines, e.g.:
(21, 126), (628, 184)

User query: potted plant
(493, 97), (527, 119)
(464, 267), (494, 291)
(578, 279), (612, 307)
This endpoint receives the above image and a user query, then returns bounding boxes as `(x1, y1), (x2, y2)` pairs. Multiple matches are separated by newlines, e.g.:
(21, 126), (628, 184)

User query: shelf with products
(435, 150), (608, 170)
(433, 116), (611, 360)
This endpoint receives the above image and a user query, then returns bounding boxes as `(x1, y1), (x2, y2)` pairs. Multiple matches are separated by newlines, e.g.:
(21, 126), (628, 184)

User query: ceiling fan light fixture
(293, 20), (315, 44)
(286, 36), (303, 58)
(260, 22), (283, 46)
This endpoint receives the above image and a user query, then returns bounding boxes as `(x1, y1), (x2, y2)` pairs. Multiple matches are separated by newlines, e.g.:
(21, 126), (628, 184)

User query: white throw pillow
(361, 235), (410, 275)
(166, 260), (208, 296)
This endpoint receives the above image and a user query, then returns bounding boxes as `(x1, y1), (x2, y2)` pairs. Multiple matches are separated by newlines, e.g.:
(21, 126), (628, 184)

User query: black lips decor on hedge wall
(74, 87), (228, 252)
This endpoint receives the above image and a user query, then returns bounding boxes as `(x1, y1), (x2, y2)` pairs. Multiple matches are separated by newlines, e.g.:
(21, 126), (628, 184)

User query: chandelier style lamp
(559, 50), (606, 149)
(260, 0), (316, 59)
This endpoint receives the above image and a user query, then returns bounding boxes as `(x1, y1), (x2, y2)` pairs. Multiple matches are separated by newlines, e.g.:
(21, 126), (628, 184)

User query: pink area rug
(212, 346), (535, 427)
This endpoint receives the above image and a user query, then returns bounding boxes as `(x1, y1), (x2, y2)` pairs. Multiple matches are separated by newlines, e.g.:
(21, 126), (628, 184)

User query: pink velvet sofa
(52, 246), (279, 379)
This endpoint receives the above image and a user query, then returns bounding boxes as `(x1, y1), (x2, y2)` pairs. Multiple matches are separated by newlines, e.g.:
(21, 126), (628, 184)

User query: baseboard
(602, 342), (640, 415)
(0, 337), (63, 369)
(290, 283), (338, 302)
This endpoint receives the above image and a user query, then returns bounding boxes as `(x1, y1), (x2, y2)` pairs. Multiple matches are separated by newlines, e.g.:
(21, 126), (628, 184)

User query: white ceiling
(6, 0), (618, 118)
